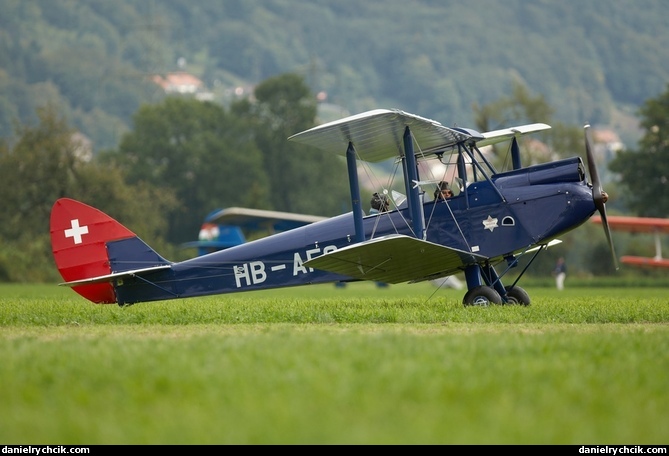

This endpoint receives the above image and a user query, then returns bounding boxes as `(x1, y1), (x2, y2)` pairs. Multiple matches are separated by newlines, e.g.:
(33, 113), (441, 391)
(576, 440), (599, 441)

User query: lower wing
(304, 234), (487, 284)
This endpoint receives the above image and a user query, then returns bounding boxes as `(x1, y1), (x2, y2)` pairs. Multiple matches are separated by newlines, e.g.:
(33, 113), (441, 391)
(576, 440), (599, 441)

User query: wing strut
(346, 141), (365, 242)
(403, 127), (426, 240)
(511, 137), (522, 169)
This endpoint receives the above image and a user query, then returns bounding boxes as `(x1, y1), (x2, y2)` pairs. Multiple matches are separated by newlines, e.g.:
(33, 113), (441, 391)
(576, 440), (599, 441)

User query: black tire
(504, 285), (531, 306)
(463, 286), (503, 307)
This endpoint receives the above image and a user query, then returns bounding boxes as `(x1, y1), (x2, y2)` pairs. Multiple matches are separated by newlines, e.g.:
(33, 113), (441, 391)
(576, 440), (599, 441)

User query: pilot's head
(371, 192), (390, 212)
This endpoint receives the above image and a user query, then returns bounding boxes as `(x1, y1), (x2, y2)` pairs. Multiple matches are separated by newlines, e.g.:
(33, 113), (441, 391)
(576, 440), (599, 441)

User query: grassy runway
(1, 282), (667, 444)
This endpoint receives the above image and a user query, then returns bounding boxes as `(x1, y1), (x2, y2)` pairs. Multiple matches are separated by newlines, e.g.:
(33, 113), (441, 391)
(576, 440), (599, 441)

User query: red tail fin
(50, 198), (135, 304)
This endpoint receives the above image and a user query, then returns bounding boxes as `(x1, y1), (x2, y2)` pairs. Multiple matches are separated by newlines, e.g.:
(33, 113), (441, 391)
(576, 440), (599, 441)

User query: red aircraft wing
(591, 215), (669, 234)
(591, 215), (669, 268)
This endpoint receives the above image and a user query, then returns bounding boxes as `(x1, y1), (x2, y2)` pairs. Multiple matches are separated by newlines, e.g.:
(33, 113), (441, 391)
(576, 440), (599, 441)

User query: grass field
(1, 282), (667, 444)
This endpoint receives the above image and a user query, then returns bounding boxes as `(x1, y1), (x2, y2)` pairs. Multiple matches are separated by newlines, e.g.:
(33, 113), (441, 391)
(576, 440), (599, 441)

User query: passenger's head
(434, 181), (452, 200)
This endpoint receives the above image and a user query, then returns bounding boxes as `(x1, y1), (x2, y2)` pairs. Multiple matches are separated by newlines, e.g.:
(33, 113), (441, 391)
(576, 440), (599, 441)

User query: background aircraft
(182, 207), (326, 256)
(592, 215), (669, 268)
(50, 109), (615, 307)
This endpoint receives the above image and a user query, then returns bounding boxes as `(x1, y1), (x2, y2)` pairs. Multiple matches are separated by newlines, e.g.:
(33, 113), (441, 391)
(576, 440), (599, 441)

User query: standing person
(553, 257), (567, 290)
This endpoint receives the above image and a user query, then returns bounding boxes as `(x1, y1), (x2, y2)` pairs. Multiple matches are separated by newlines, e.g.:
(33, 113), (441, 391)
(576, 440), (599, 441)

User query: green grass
(0, 282), (667, 444)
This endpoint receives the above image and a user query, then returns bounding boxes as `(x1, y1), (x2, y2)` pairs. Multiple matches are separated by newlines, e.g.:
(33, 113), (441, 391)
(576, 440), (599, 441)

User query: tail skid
(50, 198), (171, 304)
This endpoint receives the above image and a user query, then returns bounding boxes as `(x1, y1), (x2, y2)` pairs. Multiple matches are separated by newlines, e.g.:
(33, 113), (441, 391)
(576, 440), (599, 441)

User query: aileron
(476, 123), (551, 147)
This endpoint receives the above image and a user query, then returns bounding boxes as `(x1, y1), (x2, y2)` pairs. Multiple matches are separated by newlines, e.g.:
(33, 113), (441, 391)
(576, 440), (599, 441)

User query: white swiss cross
(64, 219), (89, 244)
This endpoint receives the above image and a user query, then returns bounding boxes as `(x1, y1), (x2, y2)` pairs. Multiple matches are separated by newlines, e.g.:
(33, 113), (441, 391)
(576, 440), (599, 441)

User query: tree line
(2, 1), (668, 152)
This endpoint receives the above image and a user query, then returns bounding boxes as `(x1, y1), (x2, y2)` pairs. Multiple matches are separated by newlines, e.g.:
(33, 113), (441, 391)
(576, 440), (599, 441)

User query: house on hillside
(593, 128), (624, 162)
(152, 72), (214, 101)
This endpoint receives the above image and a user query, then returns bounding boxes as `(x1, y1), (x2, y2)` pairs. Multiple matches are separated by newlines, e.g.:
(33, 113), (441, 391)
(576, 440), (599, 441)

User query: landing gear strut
(462, 262), (531, 306)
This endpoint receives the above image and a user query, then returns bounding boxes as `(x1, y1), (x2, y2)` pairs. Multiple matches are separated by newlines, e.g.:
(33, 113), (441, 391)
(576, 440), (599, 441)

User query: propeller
(584, 125), (619, 270)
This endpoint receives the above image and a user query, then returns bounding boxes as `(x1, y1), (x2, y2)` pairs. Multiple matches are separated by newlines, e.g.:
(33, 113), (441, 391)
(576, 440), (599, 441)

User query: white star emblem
(482, 215), (498, 232)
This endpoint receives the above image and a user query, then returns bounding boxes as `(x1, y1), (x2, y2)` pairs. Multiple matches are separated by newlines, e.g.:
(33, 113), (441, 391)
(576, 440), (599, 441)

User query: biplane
(50, 108), (616, 306)
(182, 207), (327, 256)
(592, 215), (669, 268)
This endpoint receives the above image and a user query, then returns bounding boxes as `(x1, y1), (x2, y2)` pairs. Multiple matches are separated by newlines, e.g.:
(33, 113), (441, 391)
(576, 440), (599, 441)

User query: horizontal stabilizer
(59, 264), (172, 287)
(305, 234), (487, 284)
(476, 123), (551, 147)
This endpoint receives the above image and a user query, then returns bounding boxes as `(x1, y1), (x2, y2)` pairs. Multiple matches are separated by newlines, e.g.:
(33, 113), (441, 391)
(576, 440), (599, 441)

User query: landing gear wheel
(463, 286), (503, 307)
(504, 285), (531, 306)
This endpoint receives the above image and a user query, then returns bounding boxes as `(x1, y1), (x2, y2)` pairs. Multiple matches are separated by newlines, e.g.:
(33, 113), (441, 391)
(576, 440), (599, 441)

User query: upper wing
(304, 234), (487, 284)
(591, 215), (669, 234)
(206, 207), (327, 231)
(476, 123), (551, 148)
(288, 109), (473, 162)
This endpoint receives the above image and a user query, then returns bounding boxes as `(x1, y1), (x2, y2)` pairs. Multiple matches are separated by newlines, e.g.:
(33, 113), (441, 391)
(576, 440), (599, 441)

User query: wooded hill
(1, 0), (667, 152)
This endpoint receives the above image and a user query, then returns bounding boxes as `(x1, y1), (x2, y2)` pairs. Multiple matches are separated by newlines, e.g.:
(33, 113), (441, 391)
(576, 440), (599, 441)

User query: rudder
(50, 198), (136, 304)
